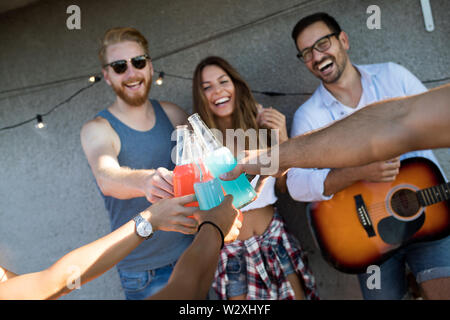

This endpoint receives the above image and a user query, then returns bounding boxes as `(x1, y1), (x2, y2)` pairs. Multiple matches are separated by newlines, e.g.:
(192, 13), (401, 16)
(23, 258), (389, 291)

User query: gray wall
(0, 0), (448, 299)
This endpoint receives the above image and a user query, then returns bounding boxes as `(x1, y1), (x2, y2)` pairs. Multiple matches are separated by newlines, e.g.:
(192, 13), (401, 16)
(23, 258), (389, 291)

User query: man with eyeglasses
(80, 27), (196, 299)
(286, 12), (449, 299)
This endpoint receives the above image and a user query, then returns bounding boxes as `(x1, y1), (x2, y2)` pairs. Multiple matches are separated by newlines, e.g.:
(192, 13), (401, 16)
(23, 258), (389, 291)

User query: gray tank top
(96, 99), (194, 271)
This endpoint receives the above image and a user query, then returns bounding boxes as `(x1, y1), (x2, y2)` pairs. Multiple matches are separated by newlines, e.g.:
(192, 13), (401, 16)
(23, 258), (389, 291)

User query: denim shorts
(118, 262), (176, 300)
(357, 235), (450, 300)
(225, 243), (295, 298)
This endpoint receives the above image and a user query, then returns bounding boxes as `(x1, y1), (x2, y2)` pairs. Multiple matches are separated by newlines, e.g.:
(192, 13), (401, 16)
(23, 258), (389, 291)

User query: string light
(0, 65), (448, 133)
(0, 0), (446, 133)
(155, 72), (165, 85)
(0, 76), (101, 133)
(35, 114), (46, 129)
(0, 68), (448, 134)
(150, 69), (449, 95)
(89, 75), (101, 83)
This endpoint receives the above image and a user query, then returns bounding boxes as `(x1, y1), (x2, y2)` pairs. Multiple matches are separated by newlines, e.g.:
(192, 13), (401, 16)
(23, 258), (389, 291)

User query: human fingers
(220, 149), (265, 180)
(218, 195), (238, 227)
(149, 172), (174, 196)
(195, 195), (236, 233)
(382, 160), (401, 170)
(221, 194), (234, 208)
(177, 205), (199, 218)
(148, 187), (174, 200)
(155, 206), (198, 232)
(156, 167), (174, 185)
(381, 168), (400, 179)
(260, 119), (284, 132)
(173, 214), (198, 228)
(259, 108), (285, 124)
(154, 168), (174, 191)
(174, 194), (197, 206)
(256, 103), (264, 122)
(163, 223), (198, 235)
(146, 194), (162, 204)
(220, 163), (246, 181)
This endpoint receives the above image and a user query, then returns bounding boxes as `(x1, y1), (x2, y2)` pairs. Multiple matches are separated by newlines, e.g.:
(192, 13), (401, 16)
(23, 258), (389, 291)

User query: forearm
(150, 224), (222, 300)
(323, 167), (362, 196)
(97, 164), (155, 199)
(280, 122), (374, 170)
(49, 216), (148, 299)
(389, 83), (450, 153)
(0, 217), (144, 299)
(281, 84), (450, 169)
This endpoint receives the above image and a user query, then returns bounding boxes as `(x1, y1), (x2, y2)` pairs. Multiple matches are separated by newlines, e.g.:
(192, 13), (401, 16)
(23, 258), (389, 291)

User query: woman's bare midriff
(237, 205), (274, 240)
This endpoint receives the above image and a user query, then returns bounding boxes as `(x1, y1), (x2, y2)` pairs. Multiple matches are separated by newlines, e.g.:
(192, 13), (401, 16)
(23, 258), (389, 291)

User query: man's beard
(314, 54), (347, 84)
(112, 77), (151, 106)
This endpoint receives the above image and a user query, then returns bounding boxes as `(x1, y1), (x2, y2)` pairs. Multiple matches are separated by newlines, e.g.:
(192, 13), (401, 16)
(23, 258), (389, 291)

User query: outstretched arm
(150, 195), (241, 300)
(0, 195), (198, 300)
(222, 83), (450, 180)
(280, 83), (450, 170)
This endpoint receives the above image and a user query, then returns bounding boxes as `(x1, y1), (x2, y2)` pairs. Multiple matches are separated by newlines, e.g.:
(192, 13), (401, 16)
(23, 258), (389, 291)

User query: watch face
(137, 221), (152, 237)
(143, 223), (152, 235)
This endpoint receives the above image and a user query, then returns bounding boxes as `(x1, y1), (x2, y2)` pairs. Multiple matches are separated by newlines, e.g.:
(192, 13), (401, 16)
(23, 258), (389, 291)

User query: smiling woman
(201, 65), (236, 122)
(191, 56), (318, 301)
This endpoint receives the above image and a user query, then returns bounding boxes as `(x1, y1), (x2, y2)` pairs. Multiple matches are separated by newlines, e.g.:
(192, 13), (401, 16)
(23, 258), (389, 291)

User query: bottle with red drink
(173, 125), (213, 207)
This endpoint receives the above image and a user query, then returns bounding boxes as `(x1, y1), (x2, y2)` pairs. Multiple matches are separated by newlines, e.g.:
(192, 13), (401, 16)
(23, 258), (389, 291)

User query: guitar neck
(417, 182), (450, 207)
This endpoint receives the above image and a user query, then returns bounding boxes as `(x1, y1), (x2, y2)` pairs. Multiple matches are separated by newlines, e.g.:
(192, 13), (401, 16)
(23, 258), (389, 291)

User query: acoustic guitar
(307, 157), (450, 274)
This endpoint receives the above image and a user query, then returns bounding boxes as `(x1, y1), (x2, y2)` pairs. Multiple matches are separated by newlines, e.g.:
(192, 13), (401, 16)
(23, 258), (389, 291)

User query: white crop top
(240, 175), (278, 212)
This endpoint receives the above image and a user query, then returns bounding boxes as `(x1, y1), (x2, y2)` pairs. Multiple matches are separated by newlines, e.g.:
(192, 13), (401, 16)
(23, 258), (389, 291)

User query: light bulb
(89, 76), (101, 83)
(35, 114), (46, 129)
(156, 72), (165, 85)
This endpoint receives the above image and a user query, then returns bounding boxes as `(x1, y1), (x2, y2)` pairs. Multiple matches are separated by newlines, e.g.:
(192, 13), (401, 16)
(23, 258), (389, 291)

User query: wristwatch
(133, 213), (154, 240)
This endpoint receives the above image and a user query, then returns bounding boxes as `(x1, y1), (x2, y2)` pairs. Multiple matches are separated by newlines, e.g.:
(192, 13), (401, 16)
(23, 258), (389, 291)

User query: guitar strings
(358, 184), (447, 220)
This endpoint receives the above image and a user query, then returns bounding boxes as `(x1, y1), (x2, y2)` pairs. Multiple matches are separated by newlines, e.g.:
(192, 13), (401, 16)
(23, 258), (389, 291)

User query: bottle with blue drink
(194, 178), (225, 210)
(188, 132), (224, 210)
(188, 113), (257, 209)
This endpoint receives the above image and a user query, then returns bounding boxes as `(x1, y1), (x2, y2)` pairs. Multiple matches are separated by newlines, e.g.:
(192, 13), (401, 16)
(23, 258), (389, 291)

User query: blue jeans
(357, 236), (450, 300)
(118, 263), (176, 300)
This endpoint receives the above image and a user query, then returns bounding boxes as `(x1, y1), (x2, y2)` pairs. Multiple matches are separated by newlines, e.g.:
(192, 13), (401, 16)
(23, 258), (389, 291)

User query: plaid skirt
(212, 211), (319, 300)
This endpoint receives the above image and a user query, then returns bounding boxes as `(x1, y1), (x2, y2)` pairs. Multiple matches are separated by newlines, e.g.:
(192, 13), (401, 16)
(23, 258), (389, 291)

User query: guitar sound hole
(390, 189), (420, 217)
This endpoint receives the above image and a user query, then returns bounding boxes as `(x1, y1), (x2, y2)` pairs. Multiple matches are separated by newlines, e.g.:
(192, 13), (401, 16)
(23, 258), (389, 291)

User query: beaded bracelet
(197, 221), (224, 249)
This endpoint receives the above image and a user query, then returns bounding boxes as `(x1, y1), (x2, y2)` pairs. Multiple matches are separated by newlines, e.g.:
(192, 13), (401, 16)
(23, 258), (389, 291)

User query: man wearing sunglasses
(80, 27), (194, 300)
(286, 12), (449, 299)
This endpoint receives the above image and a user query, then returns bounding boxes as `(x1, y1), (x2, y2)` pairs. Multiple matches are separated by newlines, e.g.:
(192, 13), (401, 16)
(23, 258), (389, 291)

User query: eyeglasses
(103, 54), (150, 74)
(296, 32), (339, 63)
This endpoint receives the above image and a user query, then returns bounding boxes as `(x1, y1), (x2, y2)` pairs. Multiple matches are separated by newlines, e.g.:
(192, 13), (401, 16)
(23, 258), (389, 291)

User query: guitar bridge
(354, 194), (376, 237)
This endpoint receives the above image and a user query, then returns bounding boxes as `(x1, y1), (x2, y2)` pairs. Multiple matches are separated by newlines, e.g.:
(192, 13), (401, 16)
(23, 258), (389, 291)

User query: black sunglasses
(103, 54), (150, 74)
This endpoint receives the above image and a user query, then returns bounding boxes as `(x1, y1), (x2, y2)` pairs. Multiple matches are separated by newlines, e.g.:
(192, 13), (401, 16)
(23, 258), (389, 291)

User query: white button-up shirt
(287, 62), (445, 202)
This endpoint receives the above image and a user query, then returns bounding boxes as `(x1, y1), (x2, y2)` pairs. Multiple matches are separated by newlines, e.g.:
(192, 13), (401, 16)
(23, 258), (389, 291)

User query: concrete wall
(0, 0), (448, 299)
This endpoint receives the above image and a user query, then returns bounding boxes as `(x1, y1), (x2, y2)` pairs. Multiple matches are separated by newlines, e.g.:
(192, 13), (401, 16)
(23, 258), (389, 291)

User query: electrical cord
(0, 76), (101, 133)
